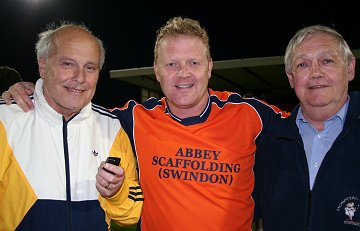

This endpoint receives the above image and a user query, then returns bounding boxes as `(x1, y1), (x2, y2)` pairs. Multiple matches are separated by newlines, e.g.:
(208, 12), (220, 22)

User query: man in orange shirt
(83, 16), (289, 231)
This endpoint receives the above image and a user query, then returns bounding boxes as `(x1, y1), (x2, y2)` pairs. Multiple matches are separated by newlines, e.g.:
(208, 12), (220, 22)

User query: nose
(72, 66), (86, 83)
(177, 64), (191, 78)
(309, 62), (323, 79)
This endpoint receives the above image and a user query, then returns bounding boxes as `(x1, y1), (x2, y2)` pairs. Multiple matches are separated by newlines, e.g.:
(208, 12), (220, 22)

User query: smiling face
(38, 27), (101, 120)
(286, 33), (355, 115)
(154, 35), (213, 119)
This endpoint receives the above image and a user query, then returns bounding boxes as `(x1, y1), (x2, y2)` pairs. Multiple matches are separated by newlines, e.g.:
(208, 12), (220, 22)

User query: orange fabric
(123, 90), (279, 231)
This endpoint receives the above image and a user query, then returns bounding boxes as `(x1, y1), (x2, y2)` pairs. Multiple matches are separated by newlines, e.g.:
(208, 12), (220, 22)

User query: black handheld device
(105, 157), (121, 166)
(103, 157), (121, 174)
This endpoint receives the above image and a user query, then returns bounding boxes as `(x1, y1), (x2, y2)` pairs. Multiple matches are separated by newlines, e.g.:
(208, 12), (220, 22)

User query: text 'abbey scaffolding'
(152, 147), (241, 186)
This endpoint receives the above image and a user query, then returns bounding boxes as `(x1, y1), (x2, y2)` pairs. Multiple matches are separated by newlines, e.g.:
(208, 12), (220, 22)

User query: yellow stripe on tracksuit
(0, 121), (37, 231)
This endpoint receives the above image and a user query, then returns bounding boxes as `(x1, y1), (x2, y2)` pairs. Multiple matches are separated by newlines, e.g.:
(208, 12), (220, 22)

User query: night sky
(1, 0), (358, 107)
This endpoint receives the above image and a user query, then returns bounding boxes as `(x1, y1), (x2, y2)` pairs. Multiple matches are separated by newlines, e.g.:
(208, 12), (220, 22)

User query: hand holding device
(103, 157), (121, 174)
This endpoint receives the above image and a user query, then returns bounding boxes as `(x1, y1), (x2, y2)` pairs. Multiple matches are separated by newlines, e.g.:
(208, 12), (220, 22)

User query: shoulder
(349, 91), (360, 102)
(91, 103), (121, 129)
(91, 103), (118, 120)
(0, 100), (26, 115)
(111, 97), (163, 114)
(209, 89), (288, 116)
(0, 101), (31, 128)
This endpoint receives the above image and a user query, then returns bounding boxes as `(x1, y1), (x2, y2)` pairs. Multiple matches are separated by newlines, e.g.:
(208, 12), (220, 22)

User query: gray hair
(35, 22), (105, 69)
(284, 25), (354, 73)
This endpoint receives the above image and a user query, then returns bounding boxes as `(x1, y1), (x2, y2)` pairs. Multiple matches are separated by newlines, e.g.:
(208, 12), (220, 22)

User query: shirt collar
(164, 90), (211, 125)
(34, 78), (92, 124)
(296, 96), (349, 127)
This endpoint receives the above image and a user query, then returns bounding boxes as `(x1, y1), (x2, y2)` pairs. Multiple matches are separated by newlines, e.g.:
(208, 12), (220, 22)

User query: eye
(167, 62), (177, 67)
(84, 64), (98, 73)
(296, 62), (307, 69)
(61, 60), (75, 68)
(323, 59), (334, 65)
(164, 62), (179, 70)
(189, 61), (200, 66)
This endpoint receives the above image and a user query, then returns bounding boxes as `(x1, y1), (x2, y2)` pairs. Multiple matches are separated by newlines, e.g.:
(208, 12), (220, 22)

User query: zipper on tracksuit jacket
(63, 116), (72, 231)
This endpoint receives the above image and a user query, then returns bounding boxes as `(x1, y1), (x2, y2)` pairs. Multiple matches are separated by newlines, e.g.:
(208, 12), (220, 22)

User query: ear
(286, 70), (295, 88)
(154, 62), (160, 83)
(347, 57), (356, 81)
(38, 58), (47, 79)
(207, 58), (213, 79)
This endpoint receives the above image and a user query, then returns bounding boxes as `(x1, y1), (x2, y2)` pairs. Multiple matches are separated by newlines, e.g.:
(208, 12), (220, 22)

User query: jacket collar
(33, 78), (92, 125)
(277, 91), (360, 139)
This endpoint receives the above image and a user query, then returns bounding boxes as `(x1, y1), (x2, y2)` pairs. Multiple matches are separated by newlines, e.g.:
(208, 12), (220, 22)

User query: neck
(167, 99), (208, 119)
(301, 105), (343, 132)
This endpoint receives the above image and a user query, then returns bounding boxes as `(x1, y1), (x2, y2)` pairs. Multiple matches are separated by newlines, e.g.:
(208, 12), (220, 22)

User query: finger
(96, 165), (108, 184)
(103, 163), (125, 177)
(2, 91), (12, 105)
(8, 82), (33, 111)
(95, 173), (113, 196)
(97, 164), (117, 188)
(19, 82), (35, 110)
(95, 181), (109, 196)
(24, 82), (35, 92)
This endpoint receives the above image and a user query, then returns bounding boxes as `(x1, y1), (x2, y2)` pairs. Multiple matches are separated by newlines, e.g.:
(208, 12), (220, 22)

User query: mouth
(309, 85), (326, 89)
(65, 87), (85, 93)
(175, 84), (194, 89)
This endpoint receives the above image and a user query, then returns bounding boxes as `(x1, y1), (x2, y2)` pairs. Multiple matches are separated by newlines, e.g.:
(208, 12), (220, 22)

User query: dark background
(1, 0), (359, 108)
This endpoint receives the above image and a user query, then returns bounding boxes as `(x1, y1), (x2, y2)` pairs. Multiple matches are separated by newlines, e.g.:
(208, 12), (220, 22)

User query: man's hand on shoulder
(2, 82), (35, 112)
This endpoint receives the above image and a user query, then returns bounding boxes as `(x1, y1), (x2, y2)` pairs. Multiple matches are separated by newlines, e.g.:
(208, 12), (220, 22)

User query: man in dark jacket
(0, 66), (23, 98)
(254, 25), (360, 230)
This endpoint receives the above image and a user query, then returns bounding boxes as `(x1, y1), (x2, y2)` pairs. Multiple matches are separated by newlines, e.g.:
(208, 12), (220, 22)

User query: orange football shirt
(111, 89), (287, 231)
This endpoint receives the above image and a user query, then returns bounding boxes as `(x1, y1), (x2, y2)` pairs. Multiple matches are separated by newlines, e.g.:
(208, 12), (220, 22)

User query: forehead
(158, 35), (207, 56)
(298, 33), (338, 50)
(51, 28), (100, 60)
(161, 34), (205, 48)
(294, 34), (340, 58)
